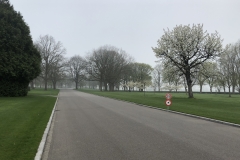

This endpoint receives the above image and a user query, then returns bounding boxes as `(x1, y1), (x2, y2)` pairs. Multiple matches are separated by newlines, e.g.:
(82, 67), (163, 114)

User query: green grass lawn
(78, 89), (240, 125)
(0, 88), (58, 160)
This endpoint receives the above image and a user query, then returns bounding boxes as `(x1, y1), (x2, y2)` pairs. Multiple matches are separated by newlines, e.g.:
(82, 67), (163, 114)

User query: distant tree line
(33, 41), (153, 92)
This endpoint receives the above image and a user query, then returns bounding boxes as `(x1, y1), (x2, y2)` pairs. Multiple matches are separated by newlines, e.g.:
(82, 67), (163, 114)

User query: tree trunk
(187, 83), (193, 98)
(183, 78), (188, 95)
(75, 81), (78, 89)
(99, 81), (102, 91)
(44, 77), (47, 90)
(158, 74), (161, 92)
(228, 86), (231, 97)
(200, 84), (203, 93)
(210, 85), (212, 93)
(53, 82), (56, 90)
(185, 72), (193, 98)
(232, 85), (235, 93)
(104, 82), (107, 91)
(109, 83), (114, 91)
(75, 75), (79, 89)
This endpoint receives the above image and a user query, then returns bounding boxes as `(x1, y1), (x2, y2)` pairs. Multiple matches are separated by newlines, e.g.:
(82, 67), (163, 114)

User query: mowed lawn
(78, 89), (240, 125)
(0, 89), (58, 160)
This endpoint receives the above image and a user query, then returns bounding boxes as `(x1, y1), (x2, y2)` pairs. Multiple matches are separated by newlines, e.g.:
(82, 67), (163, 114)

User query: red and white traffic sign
(165, 93), (172, 100)
(165, 100), (172, 106)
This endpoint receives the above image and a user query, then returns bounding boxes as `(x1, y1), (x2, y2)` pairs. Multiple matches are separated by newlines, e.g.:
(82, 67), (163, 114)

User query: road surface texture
(46, 89), (240, 160)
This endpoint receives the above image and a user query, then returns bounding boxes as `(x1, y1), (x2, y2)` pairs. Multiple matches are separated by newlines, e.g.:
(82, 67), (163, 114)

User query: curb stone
(34, 93), (59, 160)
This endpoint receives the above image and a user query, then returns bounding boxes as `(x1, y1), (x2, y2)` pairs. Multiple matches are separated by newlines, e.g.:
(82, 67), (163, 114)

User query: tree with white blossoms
(135, 81), (152, 91)
(152, 24), (223, 98)
(126, 80), (152, 92)
(126, 81), (136, 91)
(161, 84), (182, 92)
(135, 82), (144, 91)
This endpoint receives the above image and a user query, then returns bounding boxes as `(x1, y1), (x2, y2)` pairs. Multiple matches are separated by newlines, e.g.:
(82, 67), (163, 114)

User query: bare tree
(68, 55), (86, 89)
(87, 45), (133, 91)
(49, 59), (67, 89)
(153, 24), (223, 98)
(35, 35), (66, 90)
(104, 48), (132, 91)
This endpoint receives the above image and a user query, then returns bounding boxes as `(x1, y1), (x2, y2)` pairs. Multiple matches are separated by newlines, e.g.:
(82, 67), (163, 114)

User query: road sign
(165, 100), (172, 106)
(165, 93), (172, 100)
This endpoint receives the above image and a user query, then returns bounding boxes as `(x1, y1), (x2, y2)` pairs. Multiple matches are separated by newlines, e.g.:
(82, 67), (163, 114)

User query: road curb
(95, 94), (240, 129)
(138, 104), (240, 128)
(34, 93), (59, 160)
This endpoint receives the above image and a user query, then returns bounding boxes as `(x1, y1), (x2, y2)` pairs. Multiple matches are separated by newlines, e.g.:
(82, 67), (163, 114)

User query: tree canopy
(0, 0), (41, 96)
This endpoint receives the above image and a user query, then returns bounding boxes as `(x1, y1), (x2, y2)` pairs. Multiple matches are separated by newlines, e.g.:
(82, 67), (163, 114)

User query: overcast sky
(10, 0), (240, 67)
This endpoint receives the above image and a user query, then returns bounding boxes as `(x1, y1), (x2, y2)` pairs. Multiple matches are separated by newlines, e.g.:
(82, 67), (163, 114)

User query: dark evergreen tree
(0, 0), (41, 96)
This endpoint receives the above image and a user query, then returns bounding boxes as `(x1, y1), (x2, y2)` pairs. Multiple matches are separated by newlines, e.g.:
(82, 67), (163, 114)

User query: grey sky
(10, 0), (240, 67)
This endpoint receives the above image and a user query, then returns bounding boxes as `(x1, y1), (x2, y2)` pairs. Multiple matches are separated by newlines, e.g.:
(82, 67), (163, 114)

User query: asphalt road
(45, 89), (240, 160)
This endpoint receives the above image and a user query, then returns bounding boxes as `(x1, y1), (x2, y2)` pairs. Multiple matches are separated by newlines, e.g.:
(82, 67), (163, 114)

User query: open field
(78, 89), (240, 125)
(0, 89), (58, 160)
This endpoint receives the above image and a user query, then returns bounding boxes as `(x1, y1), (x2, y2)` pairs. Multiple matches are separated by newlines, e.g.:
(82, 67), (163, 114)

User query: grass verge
(78, 89), (240, 125)
(0, 89), (58, 160)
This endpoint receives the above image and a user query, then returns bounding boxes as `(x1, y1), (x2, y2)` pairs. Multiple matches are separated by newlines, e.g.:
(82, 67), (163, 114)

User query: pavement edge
(34, 93), (59, 160)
